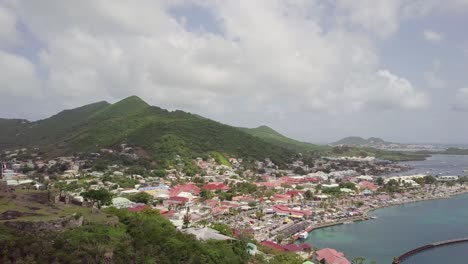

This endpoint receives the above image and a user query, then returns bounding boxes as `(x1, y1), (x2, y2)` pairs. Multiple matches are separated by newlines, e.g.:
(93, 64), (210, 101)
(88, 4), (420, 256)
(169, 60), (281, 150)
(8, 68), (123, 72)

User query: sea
(300, 155), (468, 264)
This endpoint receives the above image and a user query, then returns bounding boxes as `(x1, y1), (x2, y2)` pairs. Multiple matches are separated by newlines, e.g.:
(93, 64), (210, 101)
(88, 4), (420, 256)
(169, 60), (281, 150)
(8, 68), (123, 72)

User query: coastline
(302, 188), (468, 235)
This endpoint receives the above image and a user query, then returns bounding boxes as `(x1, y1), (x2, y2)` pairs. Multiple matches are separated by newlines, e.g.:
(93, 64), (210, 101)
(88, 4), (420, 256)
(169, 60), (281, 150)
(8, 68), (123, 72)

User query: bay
(300, 155), (468, 264)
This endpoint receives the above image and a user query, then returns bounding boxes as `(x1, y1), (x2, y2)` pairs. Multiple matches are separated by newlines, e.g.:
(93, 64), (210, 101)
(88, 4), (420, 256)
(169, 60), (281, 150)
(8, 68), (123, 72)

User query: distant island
(331, 136), (391, 147)
(330, 136), (456, 153)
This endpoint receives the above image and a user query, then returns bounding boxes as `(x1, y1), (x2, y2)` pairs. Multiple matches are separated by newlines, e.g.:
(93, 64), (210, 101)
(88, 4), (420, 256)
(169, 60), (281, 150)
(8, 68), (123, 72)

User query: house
(358, 181), (379, 192)
(139, 184), (170, 198)
(203, 182), (230, 191)
(111, 197), (134, 209)
(315, 248), (351, 264)
(165, 196), (189, 206)
(169, 183), (200, 197)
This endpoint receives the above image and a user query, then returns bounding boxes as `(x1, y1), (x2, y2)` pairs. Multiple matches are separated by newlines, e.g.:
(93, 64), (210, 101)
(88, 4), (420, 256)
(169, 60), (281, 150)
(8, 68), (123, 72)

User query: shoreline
(299, 188), (468, 235)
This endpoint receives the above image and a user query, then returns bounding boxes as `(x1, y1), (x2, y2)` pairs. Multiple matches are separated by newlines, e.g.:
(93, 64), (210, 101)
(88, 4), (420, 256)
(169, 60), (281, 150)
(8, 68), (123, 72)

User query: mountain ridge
(0, 96), (294, 167)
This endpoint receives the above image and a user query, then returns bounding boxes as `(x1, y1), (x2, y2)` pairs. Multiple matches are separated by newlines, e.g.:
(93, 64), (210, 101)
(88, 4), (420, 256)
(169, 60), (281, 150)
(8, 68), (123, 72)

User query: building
(315, 248), (351, 264)
(111, 197), (134, 209)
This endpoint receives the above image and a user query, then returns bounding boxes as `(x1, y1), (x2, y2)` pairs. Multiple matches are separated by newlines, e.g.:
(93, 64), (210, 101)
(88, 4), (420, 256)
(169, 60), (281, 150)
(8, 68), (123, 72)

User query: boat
(343, 221), (353, 224)
(298, 231), (308, 239)
(370, 216), (378, 219)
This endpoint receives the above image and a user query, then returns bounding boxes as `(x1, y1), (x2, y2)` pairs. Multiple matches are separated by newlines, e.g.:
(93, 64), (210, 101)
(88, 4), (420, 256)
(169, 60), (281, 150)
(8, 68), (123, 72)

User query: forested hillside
(0, 96), (293, 167)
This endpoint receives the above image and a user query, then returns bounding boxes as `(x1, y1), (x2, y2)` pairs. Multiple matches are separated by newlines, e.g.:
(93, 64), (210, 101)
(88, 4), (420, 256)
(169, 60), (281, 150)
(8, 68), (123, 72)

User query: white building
(111, 197), (134, 209)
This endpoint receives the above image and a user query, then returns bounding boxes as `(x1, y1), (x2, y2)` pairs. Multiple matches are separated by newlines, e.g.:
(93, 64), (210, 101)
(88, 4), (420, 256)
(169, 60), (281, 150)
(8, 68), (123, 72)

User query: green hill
(238, 125), (328, 153)
(332, 136), (390, 146)
(0, 96), (293, 167)
(0, 101), (110, 147)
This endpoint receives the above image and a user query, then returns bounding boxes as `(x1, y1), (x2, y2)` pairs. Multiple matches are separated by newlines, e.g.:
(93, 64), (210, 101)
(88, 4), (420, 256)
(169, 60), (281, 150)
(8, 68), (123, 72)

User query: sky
(0, 0), (467, 144)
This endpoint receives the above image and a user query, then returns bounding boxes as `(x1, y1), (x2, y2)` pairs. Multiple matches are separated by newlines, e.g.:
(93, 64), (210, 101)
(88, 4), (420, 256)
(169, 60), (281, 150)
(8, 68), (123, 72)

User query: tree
(200, 188), (214, 201)
(339, 182), (357, 191)
(446, 181), (456, 188)
(210, 223), (234, 236)
(265, 189), (275, 199)
(304, 190), (313, 200)
(275, 234), (284, 243)
(129, 192), (153, 204)
(376, 177), (384, 186)
(55, 181), (67, 198)
(293, 167), (306, 175)
(424, 175), (437, 185)
(255, 210), (265, 220)
(182, 213), (191, 229)
(352, 257), (366, 264)
(82, 189), (112, 209)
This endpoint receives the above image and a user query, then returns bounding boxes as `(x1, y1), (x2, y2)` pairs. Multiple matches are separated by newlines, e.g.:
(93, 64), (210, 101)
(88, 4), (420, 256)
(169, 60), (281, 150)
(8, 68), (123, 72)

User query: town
(1, 145), (467, 264)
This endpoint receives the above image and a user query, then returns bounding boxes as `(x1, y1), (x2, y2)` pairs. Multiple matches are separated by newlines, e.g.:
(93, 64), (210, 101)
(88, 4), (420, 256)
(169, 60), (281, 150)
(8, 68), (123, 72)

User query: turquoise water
(301, 155), (468, 264)
(387, 154), (468, 177)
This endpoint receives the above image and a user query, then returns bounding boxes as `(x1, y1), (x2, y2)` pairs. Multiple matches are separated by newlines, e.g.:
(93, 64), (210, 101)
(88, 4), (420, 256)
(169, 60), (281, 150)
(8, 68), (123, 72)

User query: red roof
(261, 242), (312, 252)
(167, 196), (189, 203)
(261, 241), (285, 252)
(159, 210), (175, 219)
(128, 205), (150, 212)
(359, 181), (379, 191)
(204, 183), (230, 191)
(272, 205), (312, 217)
(256, 181), (280, 188)
(169, 183), (200, 196)
(316, 248), (351, 264)
(286, 190), (304, 196)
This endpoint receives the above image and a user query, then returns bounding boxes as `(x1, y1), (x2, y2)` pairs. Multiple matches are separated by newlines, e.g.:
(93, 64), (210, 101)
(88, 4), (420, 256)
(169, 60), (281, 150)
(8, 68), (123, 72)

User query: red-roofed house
(165, 196), (189, 206)
(169, 183), (200, 197)
(159, 210), (175, 219)
(316, 248), (351, 264)
(204, 182), (230, 191)
(359, 181), (379, 192)
(273, 194), (291, 203)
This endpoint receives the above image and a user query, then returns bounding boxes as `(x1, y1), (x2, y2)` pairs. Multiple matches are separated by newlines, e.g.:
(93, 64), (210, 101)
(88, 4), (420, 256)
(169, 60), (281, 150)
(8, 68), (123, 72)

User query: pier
(392, 237), (468, 263)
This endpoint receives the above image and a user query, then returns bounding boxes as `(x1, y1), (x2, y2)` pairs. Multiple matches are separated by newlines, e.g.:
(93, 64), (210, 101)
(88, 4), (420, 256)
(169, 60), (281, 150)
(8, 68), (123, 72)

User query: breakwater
(394, 238), (468, 263)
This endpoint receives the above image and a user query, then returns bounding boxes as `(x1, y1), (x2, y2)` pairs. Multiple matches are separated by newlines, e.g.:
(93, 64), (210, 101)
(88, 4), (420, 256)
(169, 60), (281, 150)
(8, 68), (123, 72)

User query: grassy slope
(0, 189), (116, 224)
(0, 101), (110, 148)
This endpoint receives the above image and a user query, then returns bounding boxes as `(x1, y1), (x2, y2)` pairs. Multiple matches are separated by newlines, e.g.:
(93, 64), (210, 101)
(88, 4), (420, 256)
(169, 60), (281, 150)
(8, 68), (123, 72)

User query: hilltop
(0, 96), (293, 167)
(331, 136), (391, 146)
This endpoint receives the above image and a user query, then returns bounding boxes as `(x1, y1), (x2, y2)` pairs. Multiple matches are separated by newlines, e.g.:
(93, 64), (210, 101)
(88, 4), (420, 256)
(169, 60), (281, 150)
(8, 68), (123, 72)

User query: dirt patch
(26, 193), (50, 204)
(0, 210), (42, 220)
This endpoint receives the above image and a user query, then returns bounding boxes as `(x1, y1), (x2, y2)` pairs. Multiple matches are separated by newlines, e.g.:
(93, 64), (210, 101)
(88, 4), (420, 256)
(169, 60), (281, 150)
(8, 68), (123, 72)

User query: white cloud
(0, 4), (17, 45)
(424, 59), (446, 88)
(1, 0), (430, 120)
(0, 50), (40, 97)
(453, 88), (468, 111)
(423, 29), (444, 43)
(336, 0), (402, 38)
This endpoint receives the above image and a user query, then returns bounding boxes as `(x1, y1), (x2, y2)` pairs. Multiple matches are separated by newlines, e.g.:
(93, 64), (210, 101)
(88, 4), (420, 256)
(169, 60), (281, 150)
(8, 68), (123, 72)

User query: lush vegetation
(437, 147), (468, 155)
(239, 125), (328, 154)
(0, 208), (305, 264)
(331, 136), (389, 146)
(0, 96), (294, 168)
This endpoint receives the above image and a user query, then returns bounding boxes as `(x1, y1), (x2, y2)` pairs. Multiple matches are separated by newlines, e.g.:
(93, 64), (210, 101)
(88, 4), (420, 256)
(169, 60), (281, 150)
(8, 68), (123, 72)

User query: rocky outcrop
(4, 215), (83, 232)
